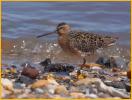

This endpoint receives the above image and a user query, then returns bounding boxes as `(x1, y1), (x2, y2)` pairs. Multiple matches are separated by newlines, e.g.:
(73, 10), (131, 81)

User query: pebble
(2, 87), (12, 98)
(2, 78), (14, 93)
(96, 56), (117, 68)
(127, 70), (131, 79)
(69, 86), (80, 92)
(124, 82), (131, 92)
(91, 88), (98, 94)
(87, 93), (98, 98)
(53, 94), (63, 99)
(14, 82), (24, 89)
(70, 92), (86, 98)
(54, 85), (68, 95)
(17, 93), (29, 98)
(96, 56), (129, 70)
(24, 88), (31, 94)
(31, 76), (59, 94)
(90, 66), (102, 70)
(21, 83), (26, 88)
(17, 75), (35, 85)
(74, 78), (96, 86)
(35, 88), (44, 94)
(31, 80), (49, 89)
(2, 59), (130, 99)
(98, 92), (111, 98)
(39, 58), (51, 66)
(21, 65), (39, 79)
(104, 81), (125, 89)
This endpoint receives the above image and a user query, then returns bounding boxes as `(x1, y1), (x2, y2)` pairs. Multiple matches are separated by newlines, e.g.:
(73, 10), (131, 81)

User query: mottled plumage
(68, 31), (116, 53)
(37, 22), (118, 56)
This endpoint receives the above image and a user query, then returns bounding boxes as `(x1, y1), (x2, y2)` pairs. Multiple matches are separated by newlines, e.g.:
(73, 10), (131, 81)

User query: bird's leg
(82, 57), (86, 64)
(89, 49), (98, 62)
(80, 57), (86, 69)
(85, 52), (95, 63)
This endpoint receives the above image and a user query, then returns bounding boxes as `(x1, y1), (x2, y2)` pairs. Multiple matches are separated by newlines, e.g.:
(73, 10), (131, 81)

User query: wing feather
(69, 31), (105, 53)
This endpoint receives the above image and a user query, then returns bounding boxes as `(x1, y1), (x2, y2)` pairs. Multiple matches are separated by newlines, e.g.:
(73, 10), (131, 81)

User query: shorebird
(37, 22), (118, 57)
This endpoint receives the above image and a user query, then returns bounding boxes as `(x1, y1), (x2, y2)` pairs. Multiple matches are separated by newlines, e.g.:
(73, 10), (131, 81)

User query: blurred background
(2, 2), (130, 65)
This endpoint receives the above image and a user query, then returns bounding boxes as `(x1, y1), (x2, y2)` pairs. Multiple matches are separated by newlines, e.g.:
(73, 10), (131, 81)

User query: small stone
(17, 75), (35, 85)
(70, 92), (86, 98)
(87, 93), (98, 98)
(25, 93), (36, 98)
(31, 77), (59, 94)
(21, 64), (39, 79)
(31, 80), (49, 89)
(104, 81), (125, 89)
(69, 86), (80, 92)
(14, 89), (23, 94)
(2, 86), (13, 98)
(35, 88), (44, 94)
(54, 85), (68, 95)
(74, 78), (98, 86)
(127, 70), (131, 79)
(53, 94), (63, 99)
(2, 78), (14, 93)
(96, 56), (129, 70)
(47, 84), (58, 94)
(17, 93), (29, 98)
(98, 92), (111, 98)
(80, 63), (102, 69)
(39, 93), (52, 98)
(96, 56), (117, 68)
(92, 88), (98, 94)
(124, 82), (131, 92)
(21, 83), (26, 88)
(14, 82), (24, 89)
(24, 88), (31, 94)
(113, 97), (121, 99)
(39, 58), (51, 66)
(90, 66), (102, 70)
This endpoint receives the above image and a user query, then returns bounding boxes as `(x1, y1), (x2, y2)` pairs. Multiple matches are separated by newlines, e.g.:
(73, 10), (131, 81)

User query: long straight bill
(37, 31), (56, 38)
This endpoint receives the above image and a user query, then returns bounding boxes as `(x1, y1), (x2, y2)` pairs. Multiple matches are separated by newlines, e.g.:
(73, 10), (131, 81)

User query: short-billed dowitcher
(37, 22), (118, 57)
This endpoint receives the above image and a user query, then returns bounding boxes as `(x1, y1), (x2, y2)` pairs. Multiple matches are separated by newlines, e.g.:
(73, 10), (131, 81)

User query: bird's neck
(58, 34), (69, 51)
(58, 34), (69, 44)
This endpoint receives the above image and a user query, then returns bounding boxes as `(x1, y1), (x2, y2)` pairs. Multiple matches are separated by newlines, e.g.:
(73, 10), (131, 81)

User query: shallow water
(2, 2), (130, 65)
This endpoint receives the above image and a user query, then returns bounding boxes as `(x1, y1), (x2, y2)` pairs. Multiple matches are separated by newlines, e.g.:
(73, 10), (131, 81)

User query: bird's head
(56, 22), (71, 35)
(37, 22), (71, 38)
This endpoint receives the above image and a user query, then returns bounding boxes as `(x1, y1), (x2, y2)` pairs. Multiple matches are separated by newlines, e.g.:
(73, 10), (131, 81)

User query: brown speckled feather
(69, 31), (116, 53)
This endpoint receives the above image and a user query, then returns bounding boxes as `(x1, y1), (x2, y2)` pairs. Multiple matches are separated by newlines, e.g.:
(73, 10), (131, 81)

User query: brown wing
(69, 31), (107, 53)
